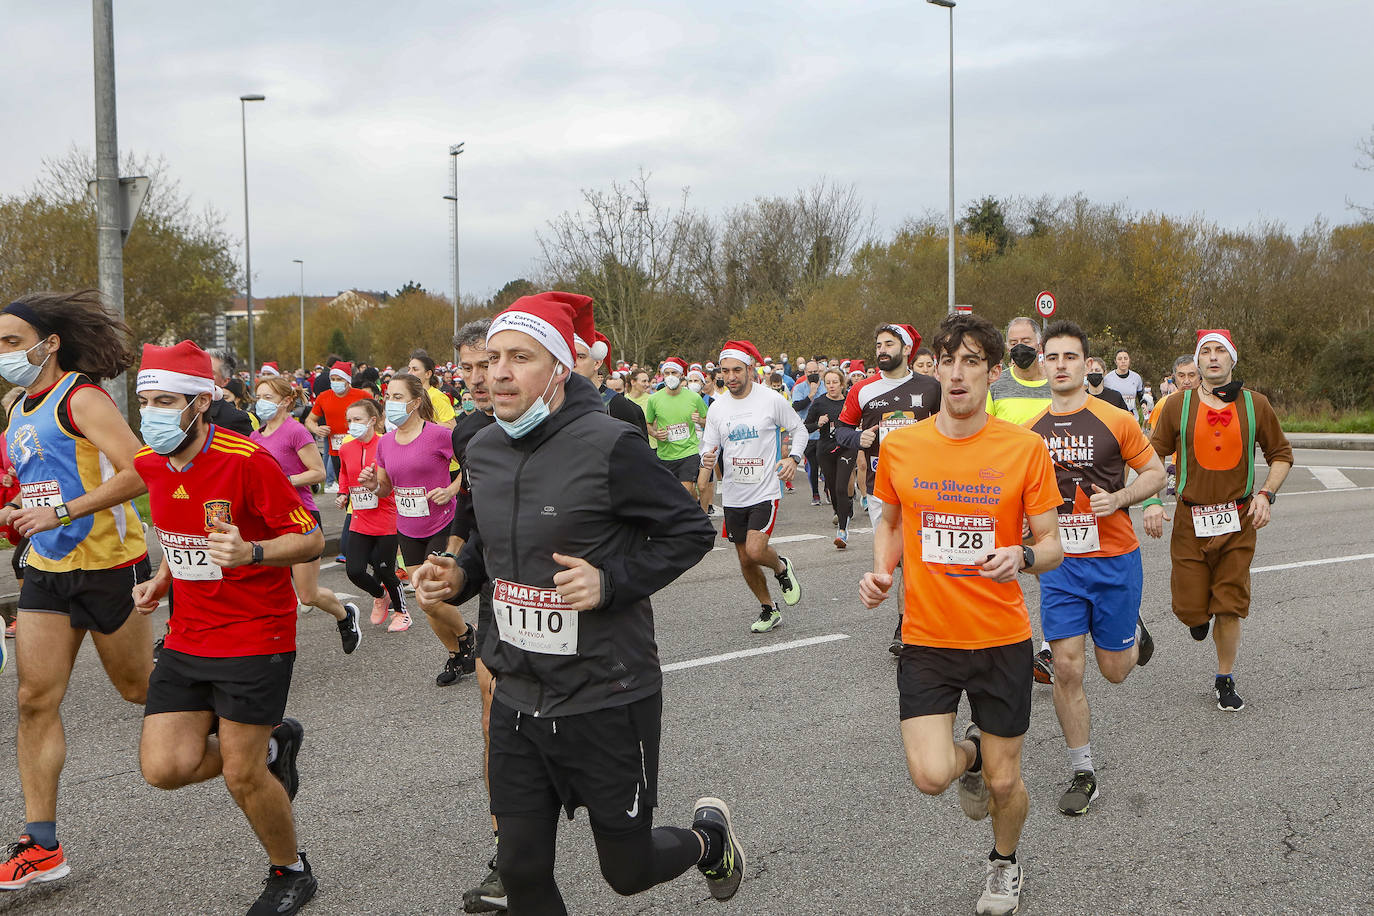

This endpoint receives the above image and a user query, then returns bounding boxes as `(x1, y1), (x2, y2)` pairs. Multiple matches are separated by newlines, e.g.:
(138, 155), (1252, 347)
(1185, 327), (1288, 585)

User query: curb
(1286, 433), (1374, 451)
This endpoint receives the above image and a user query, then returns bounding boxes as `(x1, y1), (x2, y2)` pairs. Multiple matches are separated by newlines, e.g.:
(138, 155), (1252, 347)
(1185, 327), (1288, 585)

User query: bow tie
(1206, 408), (1232, 427)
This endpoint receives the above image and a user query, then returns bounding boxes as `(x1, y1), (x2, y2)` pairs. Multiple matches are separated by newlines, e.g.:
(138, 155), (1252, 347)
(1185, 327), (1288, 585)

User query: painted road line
(712, 533), (826, 552)
(1253, 553), (1374, 574)
(1309, 467), (1357, 490)
(663, 633), (851, 673)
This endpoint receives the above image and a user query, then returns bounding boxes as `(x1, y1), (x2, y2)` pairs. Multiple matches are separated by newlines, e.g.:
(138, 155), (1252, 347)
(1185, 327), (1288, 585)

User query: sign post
(1035, 290), (1057, 338)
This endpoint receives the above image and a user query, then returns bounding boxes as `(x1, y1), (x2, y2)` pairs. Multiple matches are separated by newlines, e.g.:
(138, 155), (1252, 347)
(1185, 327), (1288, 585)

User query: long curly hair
(10, 289), (135, 382)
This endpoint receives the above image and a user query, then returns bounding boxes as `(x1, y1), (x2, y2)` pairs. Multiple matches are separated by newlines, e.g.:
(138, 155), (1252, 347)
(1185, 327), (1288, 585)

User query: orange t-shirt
(1027, 397), (1156, 558)
(874, 416), (1061, 650)
(310, 388), (372, 455)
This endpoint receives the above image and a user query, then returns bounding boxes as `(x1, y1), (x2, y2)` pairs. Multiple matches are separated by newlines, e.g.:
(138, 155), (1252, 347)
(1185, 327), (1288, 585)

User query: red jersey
(338, 434), (397, 536)
(135, 426), (319, 658)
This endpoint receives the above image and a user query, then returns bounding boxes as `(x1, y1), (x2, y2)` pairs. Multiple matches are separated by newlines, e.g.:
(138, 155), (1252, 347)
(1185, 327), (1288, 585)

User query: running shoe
(784, 480), (794, 493)
(750, 606), (782, 634)
(387, 610), (412, 633)
(822, 489), (831, 504)
(152, 635), (164, 665)
(371, 592), (390, 626)
(1135, 618), (1154, 667)
(337, 603), (362, 654)
(0, 634), (6, 675)
(395, 564), (410, 581)
(810, 495), (821, 507)
(693, 797), (745, 901)
(957, 724), (990, 821)
(334, 554), (346, 564)
(861, 495), (868, 511)
(706, 504), (716, 517)
(976, 857), (1023, 916)
(457, 624), (478, 674)
(834, 528), (847, 549)
(462, 853), (507, 913)
(1058, 769), (1099, 816)
(774, 556), (801, 606)
(832, 513), (839, 526)
(1190, 621), (1210, 641)
(0, 836), (69, 890)
(1215, 675), (1244, 711)
(247, 853), (316, 916)
(324, 482), (339, 494)
(888, 639), (902, 657)
(1032, 647), (1054, 685)
(267, 718), (304, 801)
(437, 651), (464, 686)
(3, 620), (14, 639)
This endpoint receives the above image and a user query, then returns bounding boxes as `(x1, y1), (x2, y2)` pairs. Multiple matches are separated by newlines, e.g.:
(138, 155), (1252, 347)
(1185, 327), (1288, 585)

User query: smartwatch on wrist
(1020, 545), (1035, 572)
(1258, 489), (1276, 505)
(54, 503), (72, 527)
(250, 542), (264, 565)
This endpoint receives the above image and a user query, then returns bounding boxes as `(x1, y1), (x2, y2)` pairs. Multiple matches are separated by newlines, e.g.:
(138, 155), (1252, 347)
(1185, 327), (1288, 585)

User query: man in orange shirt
(1028, 321), (1167, 816)
(860, 313), (1063, 916)
(304, 361), (371, 494)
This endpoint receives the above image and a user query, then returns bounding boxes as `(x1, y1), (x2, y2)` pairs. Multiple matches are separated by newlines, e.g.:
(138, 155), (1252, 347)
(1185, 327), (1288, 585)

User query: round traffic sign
(1036, 290), (1057, 318)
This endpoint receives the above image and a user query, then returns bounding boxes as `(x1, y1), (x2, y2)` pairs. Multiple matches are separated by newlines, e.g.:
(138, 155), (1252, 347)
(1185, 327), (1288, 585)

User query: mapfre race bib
(394, 486), (430, 518)
(330, 435), (344, 452)
(159, 531), (222, 581)
(665, 422), (691, 442)
(921, 511), (995, 565)
(349, 486), (378, 510)
(19, 480), (61, 510)
(492, 578), (578, 655)
(732, 457), (765, 483)
(1058, 512), (1101, 554)
(1191, 501), (1241, 538)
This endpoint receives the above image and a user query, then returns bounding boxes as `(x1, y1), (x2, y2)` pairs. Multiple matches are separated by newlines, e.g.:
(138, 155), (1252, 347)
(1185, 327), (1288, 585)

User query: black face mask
(1086, 372), (1104, 387)
(1207, 378), (1243, 403)
(807, 372), (820, 383)
(1009, 344), (1038, 370)
(715, 379), (725, 388)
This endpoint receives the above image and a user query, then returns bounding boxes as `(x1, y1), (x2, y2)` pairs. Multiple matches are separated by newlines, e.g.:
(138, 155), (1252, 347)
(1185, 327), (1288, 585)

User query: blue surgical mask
(0, 339), (51, 388)
(385, 399), (414, 427)
(256, 398), (279, 421)
(347, 421), (370, 440)
(140, 402), (195, 456)
(331, 379), (348, 396)
(495, 366), (561, 439)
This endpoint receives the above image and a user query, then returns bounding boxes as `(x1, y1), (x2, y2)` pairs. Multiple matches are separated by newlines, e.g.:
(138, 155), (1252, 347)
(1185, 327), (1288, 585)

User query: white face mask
(663, 374), (682, 390)
(688, 381), (702, 393)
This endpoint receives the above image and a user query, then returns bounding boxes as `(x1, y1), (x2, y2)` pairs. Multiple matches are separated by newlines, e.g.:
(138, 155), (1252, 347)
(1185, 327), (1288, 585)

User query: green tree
(327, 327), (353, 362)
(964, 196), (1012, 258)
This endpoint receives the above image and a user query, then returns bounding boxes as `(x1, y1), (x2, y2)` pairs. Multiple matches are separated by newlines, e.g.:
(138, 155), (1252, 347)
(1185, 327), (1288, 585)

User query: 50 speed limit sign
(1036, 290), (1057, 318)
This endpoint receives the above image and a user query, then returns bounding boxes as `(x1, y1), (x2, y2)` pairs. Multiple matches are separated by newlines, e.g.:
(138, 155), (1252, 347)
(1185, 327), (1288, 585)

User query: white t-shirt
(700, 383), (807, 508)
(1103, 369), (1145, 415)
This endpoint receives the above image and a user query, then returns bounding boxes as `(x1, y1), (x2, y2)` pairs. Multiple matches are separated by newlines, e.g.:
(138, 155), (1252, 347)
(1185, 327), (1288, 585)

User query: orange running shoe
(387, 610), (412, 633)
(371, 592), (390, 625)
(0, 836), (69, 890)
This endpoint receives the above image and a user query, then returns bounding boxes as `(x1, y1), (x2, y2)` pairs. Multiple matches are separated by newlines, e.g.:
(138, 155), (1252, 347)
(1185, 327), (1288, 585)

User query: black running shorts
(721, 499), (779, 545)
(398, 529), (450, 568)
(660, 454), (701, 482)
(19, 556), (152, 635)
(489, 692), (663, 838)
(145, 648), (295, 726)
(897, 639), (1033, 738)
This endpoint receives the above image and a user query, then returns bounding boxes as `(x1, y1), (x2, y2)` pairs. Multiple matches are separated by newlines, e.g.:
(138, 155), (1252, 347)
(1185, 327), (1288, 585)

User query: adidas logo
(173, 485), (190, 500)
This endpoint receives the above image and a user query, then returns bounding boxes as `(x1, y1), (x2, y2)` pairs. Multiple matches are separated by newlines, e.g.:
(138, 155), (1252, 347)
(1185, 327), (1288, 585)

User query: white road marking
(1252, 553), (1374, 574)
(711, 533), (826, 552)
(1309, 467), (1357, 490)
(663, 633), (850, 673)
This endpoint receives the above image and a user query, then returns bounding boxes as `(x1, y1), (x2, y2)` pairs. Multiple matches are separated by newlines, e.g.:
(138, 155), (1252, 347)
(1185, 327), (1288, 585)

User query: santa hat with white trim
(1195, 329), (1238, 366)
(878, 323), (923, 364)
(660, 357), (688, 375)
(686, 368), (705, 383)
(594, 332), (614, 373)
(549, 291), (609, 363)
(488, 292), (580, 368)
(330, 361), (353, 381)
(137, 340), (216, 397)
(718, 340), (763, 366)
(258, 361), (280, 378)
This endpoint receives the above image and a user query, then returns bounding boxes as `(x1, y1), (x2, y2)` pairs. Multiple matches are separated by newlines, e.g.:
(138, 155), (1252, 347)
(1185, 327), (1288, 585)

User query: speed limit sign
(1036, 290), (1057, 318)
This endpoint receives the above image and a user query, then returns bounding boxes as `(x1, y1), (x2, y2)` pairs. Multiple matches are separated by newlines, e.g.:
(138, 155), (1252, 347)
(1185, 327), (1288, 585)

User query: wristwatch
(1020, 545), (1035, 572)
(54, 503), (72, 527)
(250, 542), (264, 565)
(1258, 489), (1277, 505)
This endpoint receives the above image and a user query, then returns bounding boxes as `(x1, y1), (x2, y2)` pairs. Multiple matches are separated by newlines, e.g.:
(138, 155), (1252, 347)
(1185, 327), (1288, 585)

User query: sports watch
(250, 542), (264, 565)
(1020, 545), (1035, 572)
(1258, 489), (1277, 505)
(54, 503), (72, 527)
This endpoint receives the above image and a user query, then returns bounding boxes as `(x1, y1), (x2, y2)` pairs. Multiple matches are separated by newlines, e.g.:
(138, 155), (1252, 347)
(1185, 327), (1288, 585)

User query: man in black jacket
(207, 348), (255, 436)
(414, 292), (745, 915)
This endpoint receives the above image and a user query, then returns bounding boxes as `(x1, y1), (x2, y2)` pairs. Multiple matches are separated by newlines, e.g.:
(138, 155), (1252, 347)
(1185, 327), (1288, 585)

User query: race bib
(394, 486), (430, 518)
(1191, 501), (1241, 538)
(665, 422), (691, 442)
(19, 480), (61, 509)
(1058, 513), (1101, 554)
(159, 531), (222, 581)
(330, 434), (344, 451)
(350, 486), (378, 511)
(492, 578), (578, 655)
(732, 457), (765, 483)
(878, 411), (918, 443)
(921, 511), (995, 565)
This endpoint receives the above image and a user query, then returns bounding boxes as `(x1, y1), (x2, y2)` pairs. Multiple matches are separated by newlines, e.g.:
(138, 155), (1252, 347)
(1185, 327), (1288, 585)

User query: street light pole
(292, 258), (304, 373)
(927, 0), (956, 314)
(445, 142), (465, 365)
(93, 0), (127, 415)
(239, 93), (266, 374)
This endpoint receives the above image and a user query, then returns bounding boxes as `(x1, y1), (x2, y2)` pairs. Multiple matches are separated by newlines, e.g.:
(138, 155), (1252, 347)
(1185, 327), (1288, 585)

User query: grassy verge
(1279, 408), (1374, 434)
(0, 493), (153, 553)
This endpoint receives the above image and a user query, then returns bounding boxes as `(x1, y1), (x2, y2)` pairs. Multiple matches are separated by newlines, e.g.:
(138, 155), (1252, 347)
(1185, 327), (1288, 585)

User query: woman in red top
(336, 398), (409, 631)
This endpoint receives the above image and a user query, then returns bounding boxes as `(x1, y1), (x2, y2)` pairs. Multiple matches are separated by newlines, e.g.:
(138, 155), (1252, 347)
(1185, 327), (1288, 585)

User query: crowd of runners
(0, 287), (1291, 915)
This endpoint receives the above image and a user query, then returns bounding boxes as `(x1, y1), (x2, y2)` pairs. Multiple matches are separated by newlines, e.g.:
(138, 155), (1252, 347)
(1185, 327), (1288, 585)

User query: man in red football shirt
(129, 341), (324, 916)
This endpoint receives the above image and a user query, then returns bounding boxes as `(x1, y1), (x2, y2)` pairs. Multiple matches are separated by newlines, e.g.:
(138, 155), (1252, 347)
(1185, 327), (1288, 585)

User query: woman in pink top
(253, 375), (362, 654)
(360, 373), (474, 685)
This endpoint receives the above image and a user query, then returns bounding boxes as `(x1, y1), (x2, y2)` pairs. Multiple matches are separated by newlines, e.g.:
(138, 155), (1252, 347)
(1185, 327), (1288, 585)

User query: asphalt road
(0, 449), (1371, 915)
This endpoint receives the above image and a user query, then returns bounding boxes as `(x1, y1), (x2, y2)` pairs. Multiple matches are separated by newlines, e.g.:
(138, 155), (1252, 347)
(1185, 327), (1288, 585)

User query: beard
(876, 352), (902, 372)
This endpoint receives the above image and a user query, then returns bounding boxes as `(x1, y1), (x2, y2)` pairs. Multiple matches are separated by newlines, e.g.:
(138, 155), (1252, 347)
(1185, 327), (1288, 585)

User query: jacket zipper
(510, 450), (545, 716)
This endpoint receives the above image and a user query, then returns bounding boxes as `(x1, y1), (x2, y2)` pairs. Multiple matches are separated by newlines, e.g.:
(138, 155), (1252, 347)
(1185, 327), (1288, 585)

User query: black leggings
(344, 531), (403, 611)
(803, 440), (820, 496)
(817, 445), (857, 530)
(498, 812), (701, 915)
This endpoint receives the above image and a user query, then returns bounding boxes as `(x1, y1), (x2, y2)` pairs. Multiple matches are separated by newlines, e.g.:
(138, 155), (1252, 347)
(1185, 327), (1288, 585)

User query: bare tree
(1349, 125), (1374, 219)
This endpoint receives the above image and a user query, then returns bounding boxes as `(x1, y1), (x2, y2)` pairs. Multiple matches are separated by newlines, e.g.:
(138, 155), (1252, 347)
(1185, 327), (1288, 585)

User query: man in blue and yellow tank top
(0, 291), (151, 889)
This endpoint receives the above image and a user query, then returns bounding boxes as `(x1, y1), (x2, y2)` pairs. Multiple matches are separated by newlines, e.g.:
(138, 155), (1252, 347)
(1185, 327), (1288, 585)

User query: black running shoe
(694, 797), (745, 901)
(267, 718), (304, 801)
(1136, 618), (1154, 667)
(462, 853), (507, 913)
(1032, 647), (1054, 685)
(1058, 769), (1099, 816)
(1215, 675), (1244, 711)
(248, 853), (317, 916)
(457, 624), (478, 674)
(437, 651), (464, 687)
(1190, 620), (1211, 641)
(337, 603), (362, 655)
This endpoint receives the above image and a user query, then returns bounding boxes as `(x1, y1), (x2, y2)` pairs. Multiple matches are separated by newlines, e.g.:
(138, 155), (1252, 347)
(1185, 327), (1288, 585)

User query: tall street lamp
(444, 142), (465, 365)
(292, 258), (305, 373)
(926, 0), (956, 314)
(239, 93), (266, 372)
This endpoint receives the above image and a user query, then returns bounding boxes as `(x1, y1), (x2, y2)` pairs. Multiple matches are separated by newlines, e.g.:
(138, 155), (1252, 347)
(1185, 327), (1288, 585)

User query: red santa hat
(329, 361), (353, 381)
(879, 323), (922, 363)
(594, 332), (614, 373)
(561, 292), (609, 362)
(488, 292), (582, 368)
(686, 368), (705, 383)
(660, 357), (688, 375)
(719, 340), (763, 366)
(1195, 329), (1238, 366)
(258, 361), (280, 378)
(137, 341), (216, 396)
(689, 362), (703, 371)
(848, 359), (866, 376)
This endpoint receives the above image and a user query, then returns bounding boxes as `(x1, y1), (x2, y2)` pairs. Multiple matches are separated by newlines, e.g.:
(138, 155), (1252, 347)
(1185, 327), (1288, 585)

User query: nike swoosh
(626, 783), (640, 819)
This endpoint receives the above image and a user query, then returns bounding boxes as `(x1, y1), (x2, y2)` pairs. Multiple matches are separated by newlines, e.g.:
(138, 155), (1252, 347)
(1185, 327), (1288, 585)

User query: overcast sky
(6, 1), (1374, 302)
